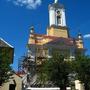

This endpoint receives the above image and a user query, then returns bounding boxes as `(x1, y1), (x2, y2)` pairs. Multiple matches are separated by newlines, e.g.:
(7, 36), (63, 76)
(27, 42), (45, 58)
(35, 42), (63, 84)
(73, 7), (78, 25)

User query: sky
(0, 0), (90, 71)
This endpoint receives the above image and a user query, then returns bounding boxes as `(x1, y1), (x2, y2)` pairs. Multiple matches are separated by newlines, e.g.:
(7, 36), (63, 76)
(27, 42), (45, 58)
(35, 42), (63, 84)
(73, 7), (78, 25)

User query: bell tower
(49, 0), (66, 27)
(47, 0), (69, 38)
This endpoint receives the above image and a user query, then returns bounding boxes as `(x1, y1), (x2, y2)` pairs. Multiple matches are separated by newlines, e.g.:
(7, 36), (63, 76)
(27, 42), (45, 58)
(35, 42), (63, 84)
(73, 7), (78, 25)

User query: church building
(27, 0), (85, 65)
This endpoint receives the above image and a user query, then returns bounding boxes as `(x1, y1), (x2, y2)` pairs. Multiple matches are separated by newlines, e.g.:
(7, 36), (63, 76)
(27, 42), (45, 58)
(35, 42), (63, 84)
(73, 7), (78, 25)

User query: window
(56, 10), (61, 25)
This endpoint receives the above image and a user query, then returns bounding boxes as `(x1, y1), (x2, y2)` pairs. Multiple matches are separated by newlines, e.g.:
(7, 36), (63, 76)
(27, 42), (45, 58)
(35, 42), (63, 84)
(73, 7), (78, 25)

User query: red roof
(45, 37), (74, 47)
(30, 34), (75, 47)
(16, 71), (25, 76)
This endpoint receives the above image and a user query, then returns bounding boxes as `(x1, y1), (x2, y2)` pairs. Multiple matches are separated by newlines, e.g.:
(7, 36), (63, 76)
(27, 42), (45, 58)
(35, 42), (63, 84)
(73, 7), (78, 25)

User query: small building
(0, 73), (22, 90)
(0, 38), (14, 87)
(0, 38), (14, 64)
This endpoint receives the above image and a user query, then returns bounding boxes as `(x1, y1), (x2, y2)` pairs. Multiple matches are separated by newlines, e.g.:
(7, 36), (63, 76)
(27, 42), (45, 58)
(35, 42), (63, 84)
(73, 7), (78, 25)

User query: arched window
(56, 10), (61, 25)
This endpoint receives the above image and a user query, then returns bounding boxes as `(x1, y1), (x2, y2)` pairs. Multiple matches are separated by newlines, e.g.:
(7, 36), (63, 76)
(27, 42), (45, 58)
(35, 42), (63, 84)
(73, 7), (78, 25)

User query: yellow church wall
(28, 34), (35, 45)
(47, 27), (54, 36)
(47, 27), (68, 38)
(36, 38), (52, 45)
(28, 35), (53, 46)
(28, 38), (35, 45)
(53, 29), (68, 38)
(42, 38), (52, 45)
(76, 40), (84, 49)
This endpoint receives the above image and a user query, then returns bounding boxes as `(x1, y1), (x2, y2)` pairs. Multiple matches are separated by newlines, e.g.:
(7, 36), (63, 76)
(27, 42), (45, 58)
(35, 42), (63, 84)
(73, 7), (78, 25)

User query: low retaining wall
(26, 88), (60, 90)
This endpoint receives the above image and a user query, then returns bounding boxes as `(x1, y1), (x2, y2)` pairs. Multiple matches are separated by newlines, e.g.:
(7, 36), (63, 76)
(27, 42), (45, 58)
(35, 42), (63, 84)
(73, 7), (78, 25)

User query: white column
(75, 80), (85, 90)
(61, 9), (66, 26)
(49, 8), (56, 26)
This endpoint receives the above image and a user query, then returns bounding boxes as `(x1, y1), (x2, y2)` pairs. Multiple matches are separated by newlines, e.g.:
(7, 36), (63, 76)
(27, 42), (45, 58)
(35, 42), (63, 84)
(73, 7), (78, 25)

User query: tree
(36, 50), (90, 90)
(74, 56), (90, 90)
(0, 60), (12, 86)
(0, 50), (12, 86)
(38, 51), (71, 90)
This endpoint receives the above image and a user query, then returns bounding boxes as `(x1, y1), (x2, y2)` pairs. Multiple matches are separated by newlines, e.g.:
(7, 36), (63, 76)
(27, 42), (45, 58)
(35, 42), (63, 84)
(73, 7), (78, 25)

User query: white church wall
(75, 80), (84, 90)
(61, 9), (66, 26)
(49, 8), (56, 26)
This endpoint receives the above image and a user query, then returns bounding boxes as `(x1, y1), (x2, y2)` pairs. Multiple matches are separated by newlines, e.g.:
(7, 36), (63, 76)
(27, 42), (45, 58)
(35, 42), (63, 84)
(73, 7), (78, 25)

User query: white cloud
(84, 34), (90, 38)
(8, 0), (42, 9)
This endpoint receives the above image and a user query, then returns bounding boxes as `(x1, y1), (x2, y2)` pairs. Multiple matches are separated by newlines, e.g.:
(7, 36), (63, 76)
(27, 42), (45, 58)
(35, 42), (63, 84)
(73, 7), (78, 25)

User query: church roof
(47, 37), (74, 45)
(29, 33), (77, 49)
(31, 33), (58, 38)
(0, 38), (13, 48)
(44, 37), (75, 49)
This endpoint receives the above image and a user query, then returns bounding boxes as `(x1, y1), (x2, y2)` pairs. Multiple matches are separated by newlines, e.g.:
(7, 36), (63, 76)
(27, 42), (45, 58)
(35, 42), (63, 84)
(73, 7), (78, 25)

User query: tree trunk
(60, 87), (66, 90)
(84, 82), (89, 90)
(0, 80), (2, 86)
(60, 85), (66, 90)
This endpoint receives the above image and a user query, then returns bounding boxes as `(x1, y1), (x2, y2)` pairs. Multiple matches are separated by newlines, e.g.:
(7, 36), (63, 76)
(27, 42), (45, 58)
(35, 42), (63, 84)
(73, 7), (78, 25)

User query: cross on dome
(54, 0), (58, 3)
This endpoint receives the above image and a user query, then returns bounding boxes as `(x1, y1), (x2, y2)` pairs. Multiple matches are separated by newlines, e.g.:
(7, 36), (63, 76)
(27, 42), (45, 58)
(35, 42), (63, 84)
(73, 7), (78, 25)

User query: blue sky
(0, 0), (90, 71)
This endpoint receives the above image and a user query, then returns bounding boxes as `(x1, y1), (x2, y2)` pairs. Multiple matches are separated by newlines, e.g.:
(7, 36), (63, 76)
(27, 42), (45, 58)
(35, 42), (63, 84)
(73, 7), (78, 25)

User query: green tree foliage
(37, 51), (72, 90)
(36, 50), (90, 90)
(0, 49), (12, 86)
(74, 56), (90, 90)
